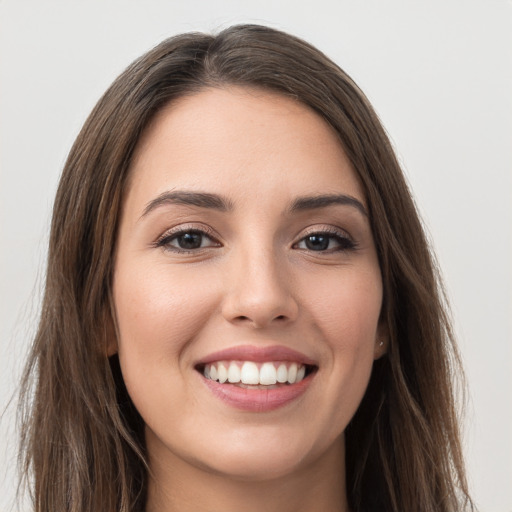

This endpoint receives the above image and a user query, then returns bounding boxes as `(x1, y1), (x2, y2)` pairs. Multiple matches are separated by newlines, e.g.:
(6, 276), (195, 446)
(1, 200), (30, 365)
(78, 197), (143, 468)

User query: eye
(294, 231), (355, 252)
(156, 228), (220, 252)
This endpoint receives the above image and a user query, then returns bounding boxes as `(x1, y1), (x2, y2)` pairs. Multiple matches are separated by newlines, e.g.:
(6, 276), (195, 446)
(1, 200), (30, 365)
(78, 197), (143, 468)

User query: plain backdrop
(1, 1), (511, 511)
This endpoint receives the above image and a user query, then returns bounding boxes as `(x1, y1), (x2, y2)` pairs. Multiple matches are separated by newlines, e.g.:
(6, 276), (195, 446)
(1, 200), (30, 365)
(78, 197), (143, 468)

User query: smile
(203, 361), (307, 386)
(196, 345), (318, 411)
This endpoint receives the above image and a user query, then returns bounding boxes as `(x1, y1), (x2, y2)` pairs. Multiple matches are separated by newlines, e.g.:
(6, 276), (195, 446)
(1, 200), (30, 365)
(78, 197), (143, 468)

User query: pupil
(306, 235), (329, 251)
(178, 232), (202, 249)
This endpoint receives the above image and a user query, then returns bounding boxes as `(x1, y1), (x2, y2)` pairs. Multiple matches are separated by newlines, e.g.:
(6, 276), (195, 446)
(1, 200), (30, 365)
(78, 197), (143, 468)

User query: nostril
(234, 315), (287, 322)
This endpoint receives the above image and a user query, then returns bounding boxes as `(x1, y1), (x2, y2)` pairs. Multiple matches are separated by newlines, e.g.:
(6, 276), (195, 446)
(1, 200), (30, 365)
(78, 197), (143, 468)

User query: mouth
(194, 345), (318, 411)
(196, 360), (317, 388)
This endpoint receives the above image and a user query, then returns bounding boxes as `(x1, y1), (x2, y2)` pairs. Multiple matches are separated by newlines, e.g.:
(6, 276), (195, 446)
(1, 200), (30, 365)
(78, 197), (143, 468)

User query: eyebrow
(141, 191), (234, 218)
(140, 190), (368, 219)
(288, 194), (368, 217)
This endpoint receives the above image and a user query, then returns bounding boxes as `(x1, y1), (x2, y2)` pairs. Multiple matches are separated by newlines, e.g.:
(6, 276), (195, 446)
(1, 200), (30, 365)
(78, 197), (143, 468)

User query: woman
(19, 24), (473, 512)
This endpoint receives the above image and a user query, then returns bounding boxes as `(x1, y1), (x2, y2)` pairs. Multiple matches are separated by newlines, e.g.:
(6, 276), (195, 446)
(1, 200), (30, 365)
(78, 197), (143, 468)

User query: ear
(373, 321), (389, 360)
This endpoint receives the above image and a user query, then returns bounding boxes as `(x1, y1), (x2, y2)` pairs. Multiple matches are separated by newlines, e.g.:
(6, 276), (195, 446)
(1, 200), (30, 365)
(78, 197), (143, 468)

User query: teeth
(288, 363), (298, 384)
(260, 362), (277, 385)
(227, 363), (241, 383)
(218, 363), (228, 383)
(241, 362), (259, 384)
(203, 360), (309, 386)
(276, 363), (288, 383)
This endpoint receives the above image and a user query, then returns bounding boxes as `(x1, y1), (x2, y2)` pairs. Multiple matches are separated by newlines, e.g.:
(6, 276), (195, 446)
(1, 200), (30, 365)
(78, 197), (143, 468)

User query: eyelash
(154, 226), (220, 253)
(154, 226), (357, 254)
(292, 228), (357, 253)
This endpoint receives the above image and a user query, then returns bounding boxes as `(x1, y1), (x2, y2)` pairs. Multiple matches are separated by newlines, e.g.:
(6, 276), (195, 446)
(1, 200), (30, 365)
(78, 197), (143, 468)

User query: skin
(113, 86), (386, 512)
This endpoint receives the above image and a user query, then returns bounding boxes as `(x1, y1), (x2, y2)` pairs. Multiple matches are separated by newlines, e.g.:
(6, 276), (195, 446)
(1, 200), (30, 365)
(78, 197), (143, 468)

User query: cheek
(115, 264), (209, 341)
(300, 268), (382, 426)
(305, 267), (383, 349)
(112, 263), (220, 382)
(112, 263), (221, 427)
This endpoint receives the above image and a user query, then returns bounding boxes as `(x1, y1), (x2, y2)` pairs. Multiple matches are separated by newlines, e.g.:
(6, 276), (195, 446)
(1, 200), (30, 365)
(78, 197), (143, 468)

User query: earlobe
(374, 323), (389, 360)
(374, 339), (387, 360)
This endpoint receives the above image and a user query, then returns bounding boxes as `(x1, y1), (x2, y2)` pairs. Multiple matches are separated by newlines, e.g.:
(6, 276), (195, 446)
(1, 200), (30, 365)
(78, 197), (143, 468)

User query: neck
(145, 435), (349, 512)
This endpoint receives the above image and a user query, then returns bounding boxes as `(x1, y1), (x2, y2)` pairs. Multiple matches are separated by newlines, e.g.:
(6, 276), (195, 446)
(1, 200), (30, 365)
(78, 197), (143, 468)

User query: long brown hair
(19, 24), (473, 512)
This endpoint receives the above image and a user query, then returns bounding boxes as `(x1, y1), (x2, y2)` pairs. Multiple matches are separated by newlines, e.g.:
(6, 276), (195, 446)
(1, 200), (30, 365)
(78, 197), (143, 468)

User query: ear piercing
(379, 340), (384, 347)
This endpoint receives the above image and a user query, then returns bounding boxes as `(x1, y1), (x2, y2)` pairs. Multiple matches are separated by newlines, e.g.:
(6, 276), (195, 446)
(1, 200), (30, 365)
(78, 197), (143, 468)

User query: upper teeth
(203, 361), (306, 385)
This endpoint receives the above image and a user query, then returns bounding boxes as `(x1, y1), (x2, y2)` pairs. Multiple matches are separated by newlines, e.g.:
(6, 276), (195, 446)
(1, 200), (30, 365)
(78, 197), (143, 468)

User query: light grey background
(1, 1), (511, 511)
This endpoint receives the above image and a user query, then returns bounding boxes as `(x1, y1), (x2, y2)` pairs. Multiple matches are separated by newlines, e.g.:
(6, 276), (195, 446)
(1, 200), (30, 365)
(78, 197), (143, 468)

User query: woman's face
(113, 86), (385, 481)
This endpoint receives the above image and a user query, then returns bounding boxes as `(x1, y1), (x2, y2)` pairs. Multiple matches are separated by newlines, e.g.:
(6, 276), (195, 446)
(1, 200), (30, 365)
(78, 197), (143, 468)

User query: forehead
(126, 86), (365, 211)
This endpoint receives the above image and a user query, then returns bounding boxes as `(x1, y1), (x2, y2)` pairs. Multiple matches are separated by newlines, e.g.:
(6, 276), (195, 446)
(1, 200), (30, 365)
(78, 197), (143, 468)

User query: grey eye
(295, 232), (355, 252)
(157, 229), (219, 251)
(174, 232), (204, 250)
(303, 234), (330, 251)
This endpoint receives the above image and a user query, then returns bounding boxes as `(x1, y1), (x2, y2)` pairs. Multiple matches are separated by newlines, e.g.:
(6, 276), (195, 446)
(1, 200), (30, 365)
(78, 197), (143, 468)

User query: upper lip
(196, 345), (317, 366)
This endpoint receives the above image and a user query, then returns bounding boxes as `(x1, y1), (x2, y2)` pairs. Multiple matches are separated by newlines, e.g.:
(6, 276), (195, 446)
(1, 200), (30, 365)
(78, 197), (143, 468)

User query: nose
(221, 246), (299, 329)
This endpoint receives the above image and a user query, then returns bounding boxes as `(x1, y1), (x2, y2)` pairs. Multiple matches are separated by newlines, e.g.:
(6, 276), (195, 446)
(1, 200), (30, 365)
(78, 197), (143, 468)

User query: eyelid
(152, 223), (356, 252)
(295, 225), (354, 243)
(153, 223), (221, 248)
(292, 225), (358, 252)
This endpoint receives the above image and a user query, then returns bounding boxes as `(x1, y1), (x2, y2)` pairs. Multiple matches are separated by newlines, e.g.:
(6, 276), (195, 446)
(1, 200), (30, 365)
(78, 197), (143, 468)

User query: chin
(187, 424), (332, 482)
(198, 448), (309, 482)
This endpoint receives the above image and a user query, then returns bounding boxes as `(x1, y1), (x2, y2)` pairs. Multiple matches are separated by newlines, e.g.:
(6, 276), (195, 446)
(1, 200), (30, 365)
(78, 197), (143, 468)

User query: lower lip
(201, 374), (313, 412)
